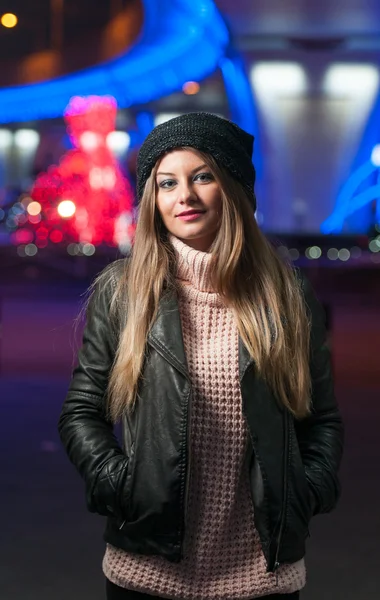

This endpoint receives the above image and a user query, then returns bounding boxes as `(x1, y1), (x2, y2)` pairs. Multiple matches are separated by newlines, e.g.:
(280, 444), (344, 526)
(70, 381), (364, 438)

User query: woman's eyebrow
(156, 164), (208, 177)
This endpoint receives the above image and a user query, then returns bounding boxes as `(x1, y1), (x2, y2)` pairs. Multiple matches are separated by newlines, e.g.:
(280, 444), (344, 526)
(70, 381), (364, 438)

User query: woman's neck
(169, 235), (214, 292)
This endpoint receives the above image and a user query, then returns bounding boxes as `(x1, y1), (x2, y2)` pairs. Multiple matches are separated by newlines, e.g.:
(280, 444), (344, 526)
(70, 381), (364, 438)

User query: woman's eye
(194, 172), (214, 183)
(158, 179), (176, 189)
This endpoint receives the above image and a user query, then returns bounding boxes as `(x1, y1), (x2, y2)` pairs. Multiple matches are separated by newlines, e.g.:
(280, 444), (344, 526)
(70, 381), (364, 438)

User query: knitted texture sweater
(103, 236), (306, 599)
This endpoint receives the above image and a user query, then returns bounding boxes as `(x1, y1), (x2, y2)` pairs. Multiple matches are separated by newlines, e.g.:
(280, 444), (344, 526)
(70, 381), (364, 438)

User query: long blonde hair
(105, 149), (312, 422)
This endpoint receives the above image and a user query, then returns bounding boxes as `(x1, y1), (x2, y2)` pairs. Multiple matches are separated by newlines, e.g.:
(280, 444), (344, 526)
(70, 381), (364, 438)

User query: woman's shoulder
(292, 266), (312, 299)
(87, 257), (130, 315)
(292, 265), (305, 287)
(291, 266), (326, 331)
(97, 257), (129, 289)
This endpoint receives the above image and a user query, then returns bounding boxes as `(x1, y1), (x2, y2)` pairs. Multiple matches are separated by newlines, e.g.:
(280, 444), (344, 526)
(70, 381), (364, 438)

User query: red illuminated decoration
(29, 95), (134, 248)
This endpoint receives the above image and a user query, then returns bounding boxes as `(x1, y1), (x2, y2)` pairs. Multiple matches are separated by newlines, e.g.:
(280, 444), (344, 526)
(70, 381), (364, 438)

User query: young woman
(58, 112), (344, 600)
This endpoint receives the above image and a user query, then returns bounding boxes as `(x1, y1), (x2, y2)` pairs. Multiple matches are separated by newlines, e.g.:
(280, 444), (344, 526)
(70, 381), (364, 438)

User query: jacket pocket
(90, 455), (129, 517)
(116, 442), (135, 522)
(286, 419), (314, 534)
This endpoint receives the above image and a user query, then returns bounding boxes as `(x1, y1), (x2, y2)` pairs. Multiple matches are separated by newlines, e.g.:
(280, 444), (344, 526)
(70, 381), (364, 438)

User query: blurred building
(0, 0), (380, 262)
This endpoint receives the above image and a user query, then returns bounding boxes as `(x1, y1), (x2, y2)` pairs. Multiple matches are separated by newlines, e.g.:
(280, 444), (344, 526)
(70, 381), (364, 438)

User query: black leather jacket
(58, 260), (344, 573)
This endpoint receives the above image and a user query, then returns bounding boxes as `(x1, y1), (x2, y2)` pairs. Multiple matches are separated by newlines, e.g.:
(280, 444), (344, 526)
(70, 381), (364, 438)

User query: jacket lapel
(148, 292), (256, 383)
(147, 292), (189, 379)
(238, 337), (255, 382)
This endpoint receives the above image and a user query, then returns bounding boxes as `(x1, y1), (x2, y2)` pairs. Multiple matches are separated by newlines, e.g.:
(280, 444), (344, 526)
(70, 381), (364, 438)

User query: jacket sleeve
(294, 273), (344, 517)
(58, 260), (128, 517)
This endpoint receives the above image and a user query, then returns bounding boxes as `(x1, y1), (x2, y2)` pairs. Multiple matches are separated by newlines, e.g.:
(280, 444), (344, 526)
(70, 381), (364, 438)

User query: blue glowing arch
(0, 0), (229, 124)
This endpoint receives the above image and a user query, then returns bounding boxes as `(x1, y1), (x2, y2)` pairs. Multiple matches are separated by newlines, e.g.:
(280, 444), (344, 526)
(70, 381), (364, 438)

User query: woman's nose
(178, 183), (195, 204)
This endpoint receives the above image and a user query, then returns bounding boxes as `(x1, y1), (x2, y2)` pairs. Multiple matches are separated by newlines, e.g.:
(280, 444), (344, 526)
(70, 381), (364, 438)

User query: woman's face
(155, 149), (222, 252)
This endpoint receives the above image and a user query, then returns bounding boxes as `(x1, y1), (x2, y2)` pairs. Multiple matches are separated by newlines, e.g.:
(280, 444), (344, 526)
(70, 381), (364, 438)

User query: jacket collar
(148, 292), (254, 382)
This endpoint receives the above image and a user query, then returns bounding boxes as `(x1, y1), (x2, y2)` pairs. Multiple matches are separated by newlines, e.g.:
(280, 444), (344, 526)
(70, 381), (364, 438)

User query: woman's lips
(176, 211), (205, 221)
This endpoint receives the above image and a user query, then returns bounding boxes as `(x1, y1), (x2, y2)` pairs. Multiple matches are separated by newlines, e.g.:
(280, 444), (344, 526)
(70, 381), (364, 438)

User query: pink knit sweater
(103, 237), (306, 599)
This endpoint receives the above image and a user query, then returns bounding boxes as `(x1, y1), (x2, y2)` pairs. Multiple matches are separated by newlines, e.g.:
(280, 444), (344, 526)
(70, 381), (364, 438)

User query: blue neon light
(331, 161), (375, 215)
(322, 181), (380, 232)
(322, 91), (380, 234)
(0, 0), (229, 123)
(321, 158), (380, 233)
(321, 161), (377, 233)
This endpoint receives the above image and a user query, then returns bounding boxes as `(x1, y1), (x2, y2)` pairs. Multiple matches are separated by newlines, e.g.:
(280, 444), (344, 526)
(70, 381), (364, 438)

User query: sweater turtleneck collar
(169, 235), (215, 293)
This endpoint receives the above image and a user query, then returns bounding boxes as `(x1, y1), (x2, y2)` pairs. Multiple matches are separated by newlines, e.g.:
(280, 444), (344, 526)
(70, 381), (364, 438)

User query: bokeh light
(1, 13), (18, 28)
(289, 248), (300, 261)
(369, 239), (380, 252)
(12, 229), (34, 245)
(103, 167), (116, 190)
(82, 243), (95, 256)
(79, 131), (100, 151)
(338, 248), (350, 261)
(27, 201), (42, 216)
(182, 81), (200, 95)
(89, 168), (103, 190)
(50, 230), (64, 243)
(57, 200), (76, 218)
(306, 246), (322, 259)
(28, 214), (42, 224)
(36, 226), (49, 239)
(327, 248), (339, 260)
(106, 131), (130, 154)
(25, 244), (37, 256)
(67, 243), (79, 256)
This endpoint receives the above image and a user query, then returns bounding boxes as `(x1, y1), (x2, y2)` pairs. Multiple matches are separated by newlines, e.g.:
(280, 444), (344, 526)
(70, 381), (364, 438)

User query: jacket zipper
(145, 336), (192, 559)
(118, 426), (134, 531)
(273, 410), (289, 584)
(182, 388), (192, 557)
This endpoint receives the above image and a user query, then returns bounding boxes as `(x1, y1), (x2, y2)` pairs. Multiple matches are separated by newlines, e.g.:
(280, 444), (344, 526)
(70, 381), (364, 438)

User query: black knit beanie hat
(136, 112), (256, 211)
